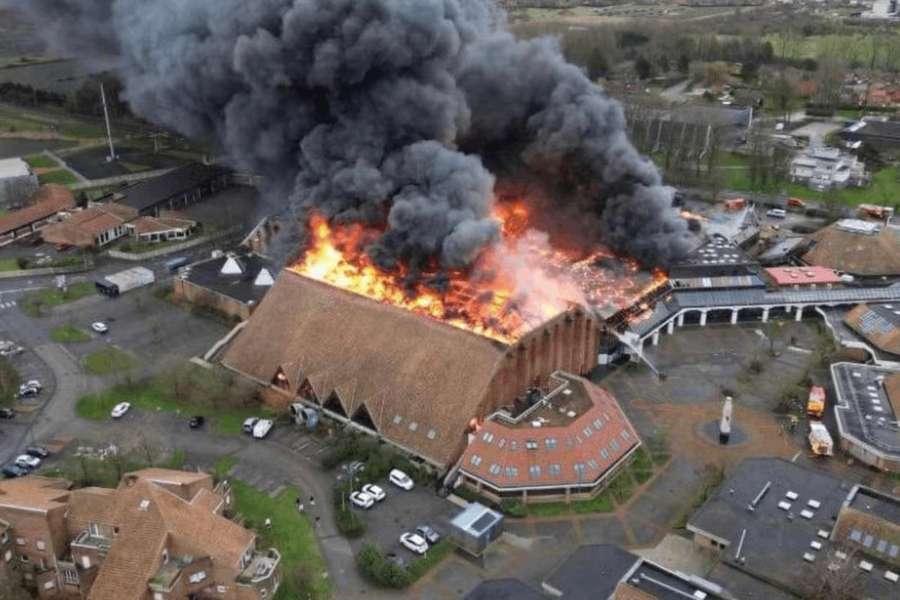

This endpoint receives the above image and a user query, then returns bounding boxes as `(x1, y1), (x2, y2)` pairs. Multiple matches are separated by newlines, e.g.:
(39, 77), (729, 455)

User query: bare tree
(800, 547), (864, 600)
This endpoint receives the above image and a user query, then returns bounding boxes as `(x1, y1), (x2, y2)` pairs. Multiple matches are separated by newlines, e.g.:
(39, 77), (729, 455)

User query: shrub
(499, 499), (526, 518)
(355, 544), (411, 588)
(332, 484), (366, 538)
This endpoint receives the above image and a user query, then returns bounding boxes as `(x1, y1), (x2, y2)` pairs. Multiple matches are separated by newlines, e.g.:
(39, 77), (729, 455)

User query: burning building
(223, 268), (601, 469)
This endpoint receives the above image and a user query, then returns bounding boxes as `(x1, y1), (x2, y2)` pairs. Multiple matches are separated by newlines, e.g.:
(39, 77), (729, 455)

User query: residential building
(0, 157), (38, 207)
(669, 237), (760, 280)
(789, 146), (868, 191)
(831, 362), (900, 472)
(172, 253), (275, 321)
(0, 185), (76, 245)
(0, 469), (280, 600)
(110, 163), (231, 217)
(448, 502), (503, 558)
(41, 203), (138, 249)
(687, 458), (900, 599)
(127, 213), (197, 244)
(457, 372), (641, 504)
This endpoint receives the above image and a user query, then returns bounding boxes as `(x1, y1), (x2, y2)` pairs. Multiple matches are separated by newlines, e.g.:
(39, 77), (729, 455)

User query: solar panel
(470, 512), (497, 533)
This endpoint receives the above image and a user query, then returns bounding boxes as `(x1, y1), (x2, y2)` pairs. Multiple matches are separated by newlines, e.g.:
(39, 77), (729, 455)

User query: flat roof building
(0, 157), (38, 207)
(765, 266), (842, 288)
(110, 163), (230, 217)
(173, 252), (274, 321)
(687, 457), (900, 599)
(448, 502), (503, 557)
(669, 237), (759, 280)
(831, 362), (900, 472)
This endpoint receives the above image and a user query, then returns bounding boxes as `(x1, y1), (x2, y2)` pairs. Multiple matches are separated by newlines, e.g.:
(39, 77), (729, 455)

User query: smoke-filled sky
(11, 0), (695, 269)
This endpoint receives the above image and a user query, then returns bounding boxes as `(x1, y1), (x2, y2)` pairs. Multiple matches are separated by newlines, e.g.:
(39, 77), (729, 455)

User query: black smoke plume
(10, 0), (695, 268)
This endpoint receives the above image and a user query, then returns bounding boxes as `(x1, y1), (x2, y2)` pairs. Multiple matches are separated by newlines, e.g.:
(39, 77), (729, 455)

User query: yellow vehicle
(806, 386), (825, 419)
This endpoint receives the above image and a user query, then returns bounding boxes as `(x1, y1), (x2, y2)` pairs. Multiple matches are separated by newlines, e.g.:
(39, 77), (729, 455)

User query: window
(426, 429), (437, 440)
(544, 438), (557, 449)
(548, 464), (561, 477)
(393, 415), (402, 425)
(154, 594), (164, 600)
(863, 534), (874, 548)
(0, 532), (7, 544)
(19, 554), (28, 563)
(43, 581), (54, 590)
(469, 455), (482, 467)
(588, 459), (598, 470)
(408, 422), (418, 432)
(509, 440), (518, 451)
(63, 569), (78, 585)
(489, 464), (501, 475)
(600, 449), (609, 460)
(35, 541), (45, 551)
(582, 427), (592, 438)
(15, 538), (24, 546)
(81, 555), (91, 569)
(525, 439), (538, 450)
(162, 549), (169, 563)
(89, 523), (100, 537)
(849, 529), (862, 542)
(610, 439), (620, 451)
(497, 438), (506, 448)
(189, 571), (207, 584)
(529, 465), (541, 479)
(217, 586), (228, 594)
(621, 430), (631, 440)
(592, 418), (603, 430)
(482, 432), (494, 443)
(505, 466), (518, 479)
(573, 463), (586, 480)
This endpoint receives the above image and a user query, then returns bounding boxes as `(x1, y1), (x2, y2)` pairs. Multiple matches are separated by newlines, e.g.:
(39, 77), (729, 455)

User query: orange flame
(290, 201), (668, 342)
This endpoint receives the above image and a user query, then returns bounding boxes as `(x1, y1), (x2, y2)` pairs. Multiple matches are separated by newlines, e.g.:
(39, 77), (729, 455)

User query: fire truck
(806, 386), (826, 419)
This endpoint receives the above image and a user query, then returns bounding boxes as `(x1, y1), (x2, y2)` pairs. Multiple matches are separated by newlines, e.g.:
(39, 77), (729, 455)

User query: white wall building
(0, 158), (39, 207)
(789, 146), (868, 192)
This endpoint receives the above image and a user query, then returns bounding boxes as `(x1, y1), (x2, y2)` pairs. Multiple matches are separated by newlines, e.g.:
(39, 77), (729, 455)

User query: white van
(252, 419), (274, 439)
(766, 208), (787, 219)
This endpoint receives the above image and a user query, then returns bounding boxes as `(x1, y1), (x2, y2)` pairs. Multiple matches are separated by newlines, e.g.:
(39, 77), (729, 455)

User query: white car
(110, 402), (131, 418)
(349, 491), (375, 509)
(388, 469), (414, 491)
(242, 417), (259, 434)
(400, 532), (428, 555)
(91, 322), (109, 334)
(252, 419), (274, 439)
(14, 454), (41, 470)
(362, 483), (385, 501)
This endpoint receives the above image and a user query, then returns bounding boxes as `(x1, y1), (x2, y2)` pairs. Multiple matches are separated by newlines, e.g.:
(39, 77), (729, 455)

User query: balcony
(237, 548), (281, 584)
(71, 530), (111, 556)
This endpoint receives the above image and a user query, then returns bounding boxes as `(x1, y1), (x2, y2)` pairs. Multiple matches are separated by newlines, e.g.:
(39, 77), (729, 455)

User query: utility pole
(100, 82), (117, 163)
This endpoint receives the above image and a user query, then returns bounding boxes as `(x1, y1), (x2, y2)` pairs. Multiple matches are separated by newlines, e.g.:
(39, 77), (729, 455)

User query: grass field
(723, 164), (900, 206)
(0, 105), (106, 141)
(37, 169), (79, 186)
(75, 379), (273, 434)
(23, 154), (59, 169)
(764, 33), (893, 68)
(21, 282), (95, 317)
(50, 324), (91, 343)
(83, 347), (137, 375)
(0, 258), (19, 272)
(232, 482), (332, 600)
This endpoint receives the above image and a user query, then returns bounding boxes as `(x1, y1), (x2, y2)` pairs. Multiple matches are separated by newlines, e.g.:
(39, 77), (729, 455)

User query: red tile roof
(765, 266), (842, 287)
(0, 184), (75, 235)
(459, 375), (640, 490)
(41, 203), (137, 247)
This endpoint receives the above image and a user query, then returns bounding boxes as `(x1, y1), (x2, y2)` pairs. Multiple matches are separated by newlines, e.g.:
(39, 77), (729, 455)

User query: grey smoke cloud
(10, 0), (694, 268)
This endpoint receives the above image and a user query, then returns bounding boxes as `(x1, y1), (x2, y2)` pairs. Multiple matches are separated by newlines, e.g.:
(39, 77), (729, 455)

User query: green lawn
(722, 162), (900, 208)
(83, 347), (138, 375)
(75, 379), (273, 434)
(50, 324), (91, 343)
(22, 282), (96, 317)
(232, 482), (332, 600)
(0, 258), (20, 272)
(38, 169), (79, 186)
(23, 154), (59, 169)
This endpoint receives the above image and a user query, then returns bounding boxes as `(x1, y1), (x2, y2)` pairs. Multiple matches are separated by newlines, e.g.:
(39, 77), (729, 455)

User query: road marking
(0, 287), (43, 295)
(791, 451), (801, 462)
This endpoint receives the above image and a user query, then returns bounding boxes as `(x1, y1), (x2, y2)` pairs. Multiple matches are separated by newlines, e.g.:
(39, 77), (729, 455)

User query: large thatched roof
(222, 270), (518, 467)
(803, 222), (900, 276)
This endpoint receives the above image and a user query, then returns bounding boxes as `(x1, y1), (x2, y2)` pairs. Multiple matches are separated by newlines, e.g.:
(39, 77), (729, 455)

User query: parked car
(189, 416), (205, 429)
(400, 532), (428, 555)
(24, 380), (41, 391)
(388, 469), (414, 490)
(0, 408), (14, 419)
(0, 342), (23, 357)
(252, 419), (274, 439)
(110, 402), (131, 418)
(385, 552), (408, 569)
(766, 208), (787, 219)
(25, 446), (50, 459)
(18, 384), (40, 398)
(242, 417), (259, 434)
(349, 491), (375, 509)
(415, 525), (441, 545)
(361, 483), (385, 501)
(91, 322), (109, 334)
(2, 464), (28, 478)
(15, 454), (41, 470)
